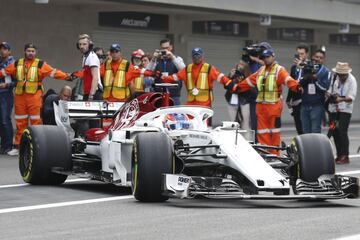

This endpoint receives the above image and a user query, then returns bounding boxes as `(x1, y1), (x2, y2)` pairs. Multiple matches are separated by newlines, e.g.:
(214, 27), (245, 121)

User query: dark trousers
(292, 104), (303, 135)
(329, 112), (351, 157)
(0, 91), (14, 151)
(249, 101), (257, 142)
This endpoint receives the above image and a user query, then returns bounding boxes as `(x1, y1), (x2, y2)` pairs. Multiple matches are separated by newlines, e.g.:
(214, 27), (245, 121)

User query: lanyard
(339, 84), (344, 96)
(192, 64), (204, 87)
(162, 60), (167, 72)
(23, 61), (29, 82)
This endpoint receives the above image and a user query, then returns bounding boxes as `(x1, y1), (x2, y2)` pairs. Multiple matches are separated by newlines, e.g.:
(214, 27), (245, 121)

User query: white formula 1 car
(19, 84), (359, 202)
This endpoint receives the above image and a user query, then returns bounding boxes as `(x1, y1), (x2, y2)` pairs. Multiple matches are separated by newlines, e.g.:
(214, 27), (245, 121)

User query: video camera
(301, 60), (320, 75)
(241, 44), (263, 64)
(233, 69), (246, 80)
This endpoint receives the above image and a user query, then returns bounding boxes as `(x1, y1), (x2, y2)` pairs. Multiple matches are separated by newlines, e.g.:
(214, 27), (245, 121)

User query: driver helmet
(164, 113), (191, 130)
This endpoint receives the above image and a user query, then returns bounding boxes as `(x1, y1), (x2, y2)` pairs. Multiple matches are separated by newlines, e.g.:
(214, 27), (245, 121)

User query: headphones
(76, 34), (94, 50)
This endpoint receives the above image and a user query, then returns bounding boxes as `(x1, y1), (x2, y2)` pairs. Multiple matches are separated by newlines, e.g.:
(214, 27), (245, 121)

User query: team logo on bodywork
(112, 99), (140, 130)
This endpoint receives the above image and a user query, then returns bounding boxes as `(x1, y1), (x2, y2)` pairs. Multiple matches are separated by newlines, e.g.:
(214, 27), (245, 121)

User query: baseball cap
(24, 43), (37, 50)
(261, 49), (275, 58)
(259, 42), (272, 50)
(0, 42), (11, 50)
(192, 47), (204, 57)
(110, 43), (121, 52)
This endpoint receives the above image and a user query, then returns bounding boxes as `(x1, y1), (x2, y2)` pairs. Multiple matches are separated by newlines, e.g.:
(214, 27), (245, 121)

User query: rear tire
(19, 125), (72, 185)
(292, 133), (335, 182)
(131, 132), (173, 202)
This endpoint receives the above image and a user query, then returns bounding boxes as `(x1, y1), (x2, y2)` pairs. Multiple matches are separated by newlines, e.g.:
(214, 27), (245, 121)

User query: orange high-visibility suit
(163, 62), (232, 107)
(100, 59), (152, 102)
(0, 58), (68, 146)
(237, 63), (299, 154)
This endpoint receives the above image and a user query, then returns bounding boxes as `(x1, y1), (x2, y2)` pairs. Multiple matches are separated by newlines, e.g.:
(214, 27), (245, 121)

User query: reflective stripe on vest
(134, 69), (145, 92)
(15, 58), (41, 95)
(103, 59), (130, 100)
(186, 63), (212, 102)
(256, 64), (280, 103)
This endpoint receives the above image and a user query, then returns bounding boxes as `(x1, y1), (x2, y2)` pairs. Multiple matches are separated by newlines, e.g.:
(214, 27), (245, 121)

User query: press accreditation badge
(230, 94), (238, 105)
(308, 83), (316, 95)
(192, 87), (199, 96)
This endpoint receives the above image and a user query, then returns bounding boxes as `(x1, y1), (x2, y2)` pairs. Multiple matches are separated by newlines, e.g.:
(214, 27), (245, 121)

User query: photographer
(299, 49), (330, 134)
(147, 39), (185, 105)
(327, 62), (357, 164)
(225, 60), (252, 129)
(286, 43), (310, 135)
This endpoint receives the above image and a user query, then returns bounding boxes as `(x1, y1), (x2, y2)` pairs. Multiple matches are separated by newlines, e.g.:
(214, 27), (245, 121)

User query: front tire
(19, 125), (72, 185)
(292, 133), (335, 182)
(131, 132), (173, 202)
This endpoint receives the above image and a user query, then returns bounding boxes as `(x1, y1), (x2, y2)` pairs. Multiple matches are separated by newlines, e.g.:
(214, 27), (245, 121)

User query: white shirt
(327, 73), (357, 113)
(82, 51), (100, 68)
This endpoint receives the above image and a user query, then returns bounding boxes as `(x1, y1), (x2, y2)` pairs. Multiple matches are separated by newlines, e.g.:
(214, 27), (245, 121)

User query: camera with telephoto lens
(241, 44), (262, 64)
(328, 93), (339, 103)
(301, 60), (320, 75)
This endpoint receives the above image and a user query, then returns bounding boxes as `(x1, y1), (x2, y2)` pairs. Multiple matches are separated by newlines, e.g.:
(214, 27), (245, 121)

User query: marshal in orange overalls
(0, 58), (68, 146)
(163, 62), (232, 107)
(237, 63), (299, 154)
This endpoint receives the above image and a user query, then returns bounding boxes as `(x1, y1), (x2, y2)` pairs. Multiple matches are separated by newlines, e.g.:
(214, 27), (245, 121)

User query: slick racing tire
(132, 132), (173, 202)
(19, 125), (72, 185)
(292, 133), (335, 182)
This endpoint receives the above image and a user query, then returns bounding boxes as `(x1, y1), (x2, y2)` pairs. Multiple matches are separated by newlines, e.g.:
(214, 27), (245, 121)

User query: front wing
(162, 174), (359, 200)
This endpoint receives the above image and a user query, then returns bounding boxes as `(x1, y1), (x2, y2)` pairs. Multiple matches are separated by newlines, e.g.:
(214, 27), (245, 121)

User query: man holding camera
(286, 43), (310, 135)
(230, 48), (301, 154)
(327, 62), (357, 164)
(225, 60), (252, 129)
(147, 38), (185, 105)
(299, 49), (330, 134)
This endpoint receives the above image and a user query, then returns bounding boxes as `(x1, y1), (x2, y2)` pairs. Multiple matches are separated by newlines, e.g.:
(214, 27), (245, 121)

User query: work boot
(336, 155), (349, 164)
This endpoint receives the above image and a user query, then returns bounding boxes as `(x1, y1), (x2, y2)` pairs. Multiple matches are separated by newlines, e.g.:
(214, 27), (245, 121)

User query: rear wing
(61, 101), (124, 119)
(54, 100), (124, 139)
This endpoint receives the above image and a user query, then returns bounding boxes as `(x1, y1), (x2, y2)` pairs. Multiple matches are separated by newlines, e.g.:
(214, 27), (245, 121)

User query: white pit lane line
(1, 164), (360, 214)
(335, 233), (360, 240)
(0, 178), (89, 189)
(0, 195), (133, 214)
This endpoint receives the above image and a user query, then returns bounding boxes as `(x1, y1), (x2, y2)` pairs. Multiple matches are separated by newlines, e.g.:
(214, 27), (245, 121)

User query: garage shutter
(92, 30), (166, 59)
(326, 46), (360, 120)
(186, 36), (244, 124)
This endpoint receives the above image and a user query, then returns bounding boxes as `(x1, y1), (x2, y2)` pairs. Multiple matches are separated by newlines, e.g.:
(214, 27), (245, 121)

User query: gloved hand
(65, 73), (72, 81)
(224, 81), (239, 92)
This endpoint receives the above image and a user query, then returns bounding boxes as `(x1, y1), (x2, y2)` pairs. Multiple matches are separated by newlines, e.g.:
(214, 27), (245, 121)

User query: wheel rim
(19, 133), (32, 179)
(131, 141), (138, 195)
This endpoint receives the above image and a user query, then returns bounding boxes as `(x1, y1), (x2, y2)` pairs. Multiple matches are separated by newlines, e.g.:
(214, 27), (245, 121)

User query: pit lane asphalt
(0, 126), (360, 240)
